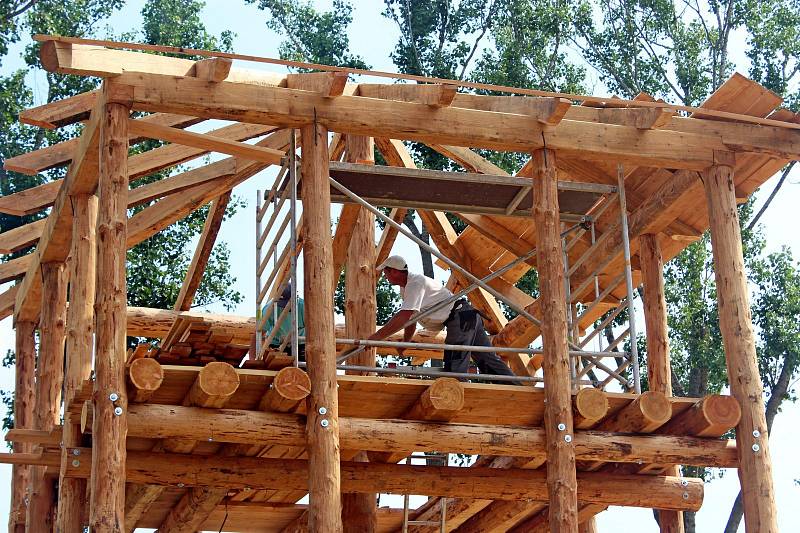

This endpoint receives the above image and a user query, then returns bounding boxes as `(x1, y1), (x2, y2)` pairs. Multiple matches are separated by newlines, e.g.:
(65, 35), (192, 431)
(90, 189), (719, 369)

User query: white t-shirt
(400, 273), (454, 330)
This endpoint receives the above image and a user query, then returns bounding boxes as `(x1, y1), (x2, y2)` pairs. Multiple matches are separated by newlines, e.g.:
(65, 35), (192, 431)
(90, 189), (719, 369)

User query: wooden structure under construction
(0, 34), (795, 532)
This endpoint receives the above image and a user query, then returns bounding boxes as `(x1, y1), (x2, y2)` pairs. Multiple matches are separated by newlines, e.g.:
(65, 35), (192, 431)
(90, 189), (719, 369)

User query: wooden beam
(287, 72), (348, 97)
(703, 160), (778, 532)
(56, 194), (96, 533)
(173, 192), (231, 311)
(374, 207), (407, 268)
(13, 90), (106, 323)
(658, 395), (742, 438)
(40, 40), (286, 86)
(8, 321), (36, 532)
(4, 112), (202, 177)
(193, 57), (232, 82)
(451, 94), (572, 125)
(0, 254), (33, 284)
(62, 449), (705, 511)
(90, 98), (130, 531)
(260, 366), (312, 412)
(0, 285), (19, 321)
(639, 232), (684, 532)
(19, 90), (99, 129)
(105, 70), (723, 170)
(596, 107), (675, 129)
(358, 83), (457, 107)
(427, 143), (507, 174)
(531, 148), (578, 532)
(27, 261), (67, 532)
(117, 404), (738, 468)
(127, 119), (285, 164)
(301, 121), (343, 532)
(0, 219), (46, 254)
(342, 134), (378, 531)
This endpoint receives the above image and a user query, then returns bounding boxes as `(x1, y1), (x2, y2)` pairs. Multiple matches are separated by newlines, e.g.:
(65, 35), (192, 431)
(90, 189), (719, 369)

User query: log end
(701, 394), (742, 430)
(426, 377), (465, 412)
(128, 358), (164, 402)
(271, 367), (312, 402)
(573, 388), (609, 425)
(638, 391), (672, 429)
(191, 361), (240, 407)
(80, 400), (93, 434)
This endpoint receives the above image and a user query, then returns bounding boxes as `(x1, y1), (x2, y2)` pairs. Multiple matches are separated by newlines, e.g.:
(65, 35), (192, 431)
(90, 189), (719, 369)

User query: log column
(342, 135), (377, 531)
(57, 194), (97, 532)
(8, 321), (35, 533)
(27, 261), (68, 532)
(703, 157), (777, 532)
(91, 97), (131, 531)
(301, 123), (343, 532)
(639, 233), (684, 533)
(531, 148), (578, 532)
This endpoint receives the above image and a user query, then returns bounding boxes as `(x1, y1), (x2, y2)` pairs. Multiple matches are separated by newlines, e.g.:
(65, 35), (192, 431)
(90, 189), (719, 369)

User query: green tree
(572, 2), (800, 530)
(0, 0), (245, 429)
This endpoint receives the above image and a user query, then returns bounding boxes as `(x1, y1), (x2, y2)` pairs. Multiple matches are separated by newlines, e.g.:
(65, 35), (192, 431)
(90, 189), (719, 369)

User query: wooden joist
(193, 57), (233, 82)
(61, 449), (705, 511)
(0, 219), (46, 254)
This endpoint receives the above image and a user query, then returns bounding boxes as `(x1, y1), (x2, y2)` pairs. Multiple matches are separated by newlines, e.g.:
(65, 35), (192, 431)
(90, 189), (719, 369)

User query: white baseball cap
(376, 255), (408, 272)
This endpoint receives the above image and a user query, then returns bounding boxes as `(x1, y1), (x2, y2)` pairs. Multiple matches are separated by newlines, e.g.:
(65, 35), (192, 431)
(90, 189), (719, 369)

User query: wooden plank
(703, 161), (778, 532)
(301, 122), (343, 532)
(62, 449), (705, 511)
(0, 220), (46, 254)
(173, 192), (231, 311)
(451, 94), (571, 124)
(531, 148), (578, 532)
(89, 100), (129, 530)
(106, 71), (724, 170)
(127, 119), (285, 164)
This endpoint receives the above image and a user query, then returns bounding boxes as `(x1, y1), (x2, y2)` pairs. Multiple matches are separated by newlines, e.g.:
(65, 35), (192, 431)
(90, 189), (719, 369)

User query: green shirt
(260, 299), (305, 345)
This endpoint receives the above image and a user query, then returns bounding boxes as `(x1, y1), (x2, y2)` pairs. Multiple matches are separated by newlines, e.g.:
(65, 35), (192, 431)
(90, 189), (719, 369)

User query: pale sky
(0, 1), (798, 531)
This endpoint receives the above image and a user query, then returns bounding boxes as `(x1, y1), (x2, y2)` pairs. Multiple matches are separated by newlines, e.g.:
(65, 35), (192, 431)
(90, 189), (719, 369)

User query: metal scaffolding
(255, 133), (643, 392)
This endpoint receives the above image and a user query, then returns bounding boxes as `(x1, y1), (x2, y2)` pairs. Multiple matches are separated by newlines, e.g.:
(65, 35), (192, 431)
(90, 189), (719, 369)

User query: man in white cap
(369, 255), (517, 381)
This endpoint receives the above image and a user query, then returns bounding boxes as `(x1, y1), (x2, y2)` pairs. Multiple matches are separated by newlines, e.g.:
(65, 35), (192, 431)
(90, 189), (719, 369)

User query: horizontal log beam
(114, 404), (738, 468)
(103, 72), (722, 169)
(62, 448), (704, 510)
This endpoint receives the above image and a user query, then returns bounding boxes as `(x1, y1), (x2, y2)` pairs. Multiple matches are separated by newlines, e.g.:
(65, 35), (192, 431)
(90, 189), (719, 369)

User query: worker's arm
(368, 309), (415, 342)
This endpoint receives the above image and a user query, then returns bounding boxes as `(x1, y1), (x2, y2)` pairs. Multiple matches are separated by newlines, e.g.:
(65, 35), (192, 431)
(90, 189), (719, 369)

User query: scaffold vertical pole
(617, 164), (642, 394)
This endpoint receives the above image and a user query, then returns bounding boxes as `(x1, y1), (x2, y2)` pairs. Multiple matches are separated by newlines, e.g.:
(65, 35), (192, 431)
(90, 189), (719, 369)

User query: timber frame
(1, 35), (794, 532)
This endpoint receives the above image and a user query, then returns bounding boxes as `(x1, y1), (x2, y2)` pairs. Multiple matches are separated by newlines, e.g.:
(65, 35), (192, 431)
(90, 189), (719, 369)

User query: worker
(370, 255), (518, 383)
(261, 282), (305, 359)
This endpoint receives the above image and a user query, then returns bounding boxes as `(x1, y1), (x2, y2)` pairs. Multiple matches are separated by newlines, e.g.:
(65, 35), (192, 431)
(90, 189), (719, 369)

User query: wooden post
(8, 321), (35, 533)
(27, 261), (67, 532)
(57, 193), (97, 533)
(702, 159), (778, 532)
(301, 123), (343, 532)
(342, 134), (377, 532)
(531, 148), (578, 532)
(91, 97), (131, 531)
(639, 232), (684, 533)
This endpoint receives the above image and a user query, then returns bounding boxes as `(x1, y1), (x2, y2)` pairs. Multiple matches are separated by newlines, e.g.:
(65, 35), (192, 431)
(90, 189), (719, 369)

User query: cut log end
(127, 358), (163, 403)
(80, 400), (93, 434)
(189, 361), (240, 407)
(573, 388), (608, 427)
(638, 391), (672, 428)
(272, 366), (312, 401)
